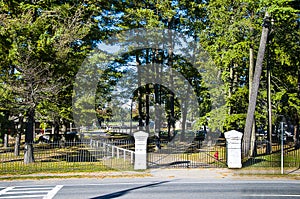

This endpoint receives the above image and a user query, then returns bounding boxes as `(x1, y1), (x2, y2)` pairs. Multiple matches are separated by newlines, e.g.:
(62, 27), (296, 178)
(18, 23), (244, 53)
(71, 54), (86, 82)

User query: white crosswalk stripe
(0, 185), (63, 199)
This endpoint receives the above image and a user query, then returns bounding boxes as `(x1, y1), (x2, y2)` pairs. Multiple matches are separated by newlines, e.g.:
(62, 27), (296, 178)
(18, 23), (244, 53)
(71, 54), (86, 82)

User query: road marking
(0, 187), (14, 195)
(0, 195), (45, 198)
(246, 194), (300, 197)
(4, 190), (49, 194)
(43, 185), (63, 199)
(0, 185), (63, 199)
(11, 187), (53, 191)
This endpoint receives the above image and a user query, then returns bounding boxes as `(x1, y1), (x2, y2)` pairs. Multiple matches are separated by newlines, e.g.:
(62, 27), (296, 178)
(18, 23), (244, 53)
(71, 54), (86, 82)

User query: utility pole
(266, 26), (273, 154)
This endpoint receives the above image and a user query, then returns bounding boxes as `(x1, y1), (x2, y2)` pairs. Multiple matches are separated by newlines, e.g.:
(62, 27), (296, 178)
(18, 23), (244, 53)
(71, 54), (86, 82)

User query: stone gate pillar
(134, 131), (148, 170)
(224, 130), (243, 168)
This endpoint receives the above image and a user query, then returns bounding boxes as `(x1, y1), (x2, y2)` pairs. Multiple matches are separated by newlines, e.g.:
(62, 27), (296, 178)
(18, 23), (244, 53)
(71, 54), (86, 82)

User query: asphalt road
(0, 178), (299, 199)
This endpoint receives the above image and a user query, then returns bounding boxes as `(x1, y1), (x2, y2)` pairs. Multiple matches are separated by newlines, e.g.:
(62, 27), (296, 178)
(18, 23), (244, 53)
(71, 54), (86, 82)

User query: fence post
(280, 121), (284, 174)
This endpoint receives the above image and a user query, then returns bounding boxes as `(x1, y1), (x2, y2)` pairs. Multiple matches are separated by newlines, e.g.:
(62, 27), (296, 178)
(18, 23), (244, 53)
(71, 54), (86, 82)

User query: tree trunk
(228, 62), (234, 115)
(145, 84), (150, 134)
(62, 120), (67, 133)
(243, 12), (270, 158)
(154, 49), (161, 137)
(53, 118), (60, 143)
(249, 36), (257, 157)
(145, 49), (150, 134)
(3, 111), (9, 147)
(136, 54), (143, 130)
(295, 65), (300, 149)
(154, 101), (161, 137)
(14, 133), (21, 156)
(167, 28), (175, 141)
(181, 99), (188, 142)
(24, 108), (35, 164)
(3, 133), (8, 148)
(15, 116), (24, 156)
(24, 143), (34, 164)
(294, 124), (299, 149)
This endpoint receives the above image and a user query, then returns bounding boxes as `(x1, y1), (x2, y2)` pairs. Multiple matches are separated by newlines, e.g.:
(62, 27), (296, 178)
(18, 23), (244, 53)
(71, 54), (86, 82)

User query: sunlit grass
(0, 142), (133, 175)
(243, 147), (300, 168)
(0, 161), (113, 175)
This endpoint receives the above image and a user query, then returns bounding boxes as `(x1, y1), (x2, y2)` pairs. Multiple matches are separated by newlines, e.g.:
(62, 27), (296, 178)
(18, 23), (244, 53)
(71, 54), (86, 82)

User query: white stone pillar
(134, 131), (148, 170)
(224, 130), (243, 168)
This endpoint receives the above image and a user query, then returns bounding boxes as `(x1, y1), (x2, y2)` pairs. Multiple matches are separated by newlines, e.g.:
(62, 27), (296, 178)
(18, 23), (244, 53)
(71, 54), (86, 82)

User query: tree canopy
(0, 0), (299, 160)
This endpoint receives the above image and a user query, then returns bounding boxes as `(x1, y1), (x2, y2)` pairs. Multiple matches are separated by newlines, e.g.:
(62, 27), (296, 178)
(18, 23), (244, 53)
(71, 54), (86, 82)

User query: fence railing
(89, 139), (134, 164)
(1, 134), (299, 174)
(0, 138), (135, 174)
(243, 139), (300, 173)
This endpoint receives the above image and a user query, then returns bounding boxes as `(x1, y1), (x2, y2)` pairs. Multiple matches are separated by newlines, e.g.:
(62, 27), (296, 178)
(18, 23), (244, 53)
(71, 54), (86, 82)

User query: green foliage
(199, 0), (300, 133)
(0, 0), (103, 131)
(0, 0), (299, 137)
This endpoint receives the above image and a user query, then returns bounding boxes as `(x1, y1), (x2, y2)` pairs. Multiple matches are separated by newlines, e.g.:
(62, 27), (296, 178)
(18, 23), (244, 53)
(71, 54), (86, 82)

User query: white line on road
(0, 194), (45, 198)
(0, 187), (14, 195)
(13, 187), (55, 191)
(43, 185), (63, 199)
(246, 195), (300, 197)
(0, 185), (63, 199)
(3, 190), (49, 195)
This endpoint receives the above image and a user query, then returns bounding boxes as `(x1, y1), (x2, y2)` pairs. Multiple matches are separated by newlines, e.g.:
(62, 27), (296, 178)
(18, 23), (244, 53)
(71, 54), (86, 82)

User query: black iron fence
(1, 133), (299, 174)
(0, 138), (135, 174)
(243, 139), (300, 173)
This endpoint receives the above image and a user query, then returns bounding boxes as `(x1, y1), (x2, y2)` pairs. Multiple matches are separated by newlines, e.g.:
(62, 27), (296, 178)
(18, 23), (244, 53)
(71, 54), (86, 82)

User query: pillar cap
(133, 131), (149, 137)
(224, 130), (243, 139)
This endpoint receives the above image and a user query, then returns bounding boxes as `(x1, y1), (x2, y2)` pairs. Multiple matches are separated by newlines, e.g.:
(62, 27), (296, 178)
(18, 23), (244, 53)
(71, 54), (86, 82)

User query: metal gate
(147, 137), (227, 168)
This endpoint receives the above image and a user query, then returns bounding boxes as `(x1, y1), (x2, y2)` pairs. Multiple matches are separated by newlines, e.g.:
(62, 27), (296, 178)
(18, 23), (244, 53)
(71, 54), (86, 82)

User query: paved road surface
(56, 180), (300, 199)
(0, 168), (299, 199)
(1, 179), (299, 199)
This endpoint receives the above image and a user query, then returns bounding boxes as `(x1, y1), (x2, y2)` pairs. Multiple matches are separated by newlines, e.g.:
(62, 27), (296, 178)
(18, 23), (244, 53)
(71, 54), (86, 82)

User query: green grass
(0, 161), (114, 175)
(0, 142), (133, 175)
(243, 147), (300, 168)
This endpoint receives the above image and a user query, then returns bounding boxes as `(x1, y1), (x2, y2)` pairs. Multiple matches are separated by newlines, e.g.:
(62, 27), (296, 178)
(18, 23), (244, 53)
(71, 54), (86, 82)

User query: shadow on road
(90, 181), (170, 199)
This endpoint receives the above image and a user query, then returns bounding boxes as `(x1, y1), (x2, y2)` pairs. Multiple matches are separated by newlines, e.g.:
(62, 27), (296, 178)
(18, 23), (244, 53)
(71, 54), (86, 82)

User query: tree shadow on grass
(66, 149), (98, 162)
(242, 158), (266, 167)
(90, 181), (170, 199)
(46, 149), (98, 162)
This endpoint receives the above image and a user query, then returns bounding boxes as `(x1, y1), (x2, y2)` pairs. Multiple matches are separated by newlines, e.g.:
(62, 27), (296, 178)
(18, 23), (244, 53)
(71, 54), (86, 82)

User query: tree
(0, 0), (99, 163)
(244, 0), (300, 157)
(200, 0), (299, 159)
(244, 12), (271, 158)
(100, 0), (211, 138)
(268, 0), (300, 149)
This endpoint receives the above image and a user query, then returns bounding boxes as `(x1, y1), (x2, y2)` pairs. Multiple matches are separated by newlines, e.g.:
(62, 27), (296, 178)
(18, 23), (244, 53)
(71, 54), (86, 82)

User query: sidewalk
(1, 167), (299, 181)
(150, 168), (235, 180)
(149, 167), (300, 180)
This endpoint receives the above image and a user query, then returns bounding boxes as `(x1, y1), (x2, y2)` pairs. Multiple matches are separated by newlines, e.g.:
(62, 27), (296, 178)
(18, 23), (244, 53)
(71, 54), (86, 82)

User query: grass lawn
(0, 142), (132, 175)
(0, 161), (113, 175)
(243, 147), (300, 168)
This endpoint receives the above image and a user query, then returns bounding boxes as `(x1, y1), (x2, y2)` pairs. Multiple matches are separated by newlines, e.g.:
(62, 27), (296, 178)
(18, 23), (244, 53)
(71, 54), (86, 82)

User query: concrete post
(224, 130), (243, 168)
